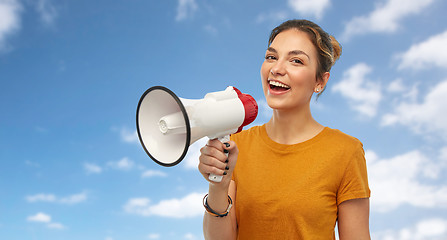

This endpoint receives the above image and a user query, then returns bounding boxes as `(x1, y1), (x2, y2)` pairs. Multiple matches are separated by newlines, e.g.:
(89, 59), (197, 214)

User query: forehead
(269, 29), (316, 56)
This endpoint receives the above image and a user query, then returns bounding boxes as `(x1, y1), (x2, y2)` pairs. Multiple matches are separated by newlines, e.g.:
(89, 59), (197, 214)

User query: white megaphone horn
(136, 86), (258, 182)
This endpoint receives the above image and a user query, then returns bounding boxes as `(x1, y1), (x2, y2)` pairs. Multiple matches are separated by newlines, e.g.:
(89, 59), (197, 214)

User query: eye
(291, 59), (303, 64)
(265, 55), (277, 61)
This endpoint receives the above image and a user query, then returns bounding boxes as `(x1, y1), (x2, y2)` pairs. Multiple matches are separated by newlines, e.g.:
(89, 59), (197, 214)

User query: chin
(265, 97), (286, 110)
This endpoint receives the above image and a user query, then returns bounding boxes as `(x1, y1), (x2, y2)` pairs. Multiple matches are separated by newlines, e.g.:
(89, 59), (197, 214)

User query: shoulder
(323, 127), (363, 149)
(320, 127), (365, 160)
(231, 125), (262, 142)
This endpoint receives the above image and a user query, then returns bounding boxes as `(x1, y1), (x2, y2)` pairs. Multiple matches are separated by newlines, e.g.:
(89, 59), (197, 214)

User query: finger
(222, 140), (238, 167)
(200, 144), (227, 163)
(198, 161), (227, 176)
(199, 151), (227, 170)
(222, 140), (238, 153)
(206, 139), (224, 150)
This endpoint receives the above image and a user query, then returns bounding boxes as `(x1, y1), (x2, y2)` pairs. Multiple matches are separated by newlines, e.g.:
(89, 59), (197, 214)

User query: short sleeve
(230, 134), (237, 182)
(336, 143), (371, 205)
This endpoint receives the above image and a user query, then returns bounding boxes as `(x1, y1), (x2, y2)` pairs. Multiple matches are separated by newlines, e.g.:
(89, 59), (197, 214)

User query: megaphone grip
(208, 135), (231, 182)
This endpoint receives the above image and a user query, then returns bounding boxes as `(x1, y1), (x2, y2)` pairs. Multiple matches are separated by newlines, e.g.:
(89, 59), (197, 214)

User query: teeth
(269, 80), (290, 89)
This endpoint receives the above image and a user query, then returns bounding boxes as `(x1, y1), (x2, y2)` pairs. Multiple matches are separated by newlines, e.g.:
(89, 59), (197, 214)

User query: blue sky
(1, 0), (447, 239)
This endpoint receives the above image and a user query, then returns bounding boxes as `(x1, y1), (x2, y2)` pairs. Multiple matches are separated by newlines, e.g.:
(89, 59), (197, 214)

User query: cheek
(290, 70), (316, 88)
(260, 62), (269, 88)
(260, 62), (269, 79)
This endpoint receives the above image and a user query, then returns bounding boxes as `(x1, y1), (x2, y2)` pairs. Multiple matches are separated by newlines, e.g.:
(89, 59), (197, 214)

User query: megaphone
(136, 86), (258, 182)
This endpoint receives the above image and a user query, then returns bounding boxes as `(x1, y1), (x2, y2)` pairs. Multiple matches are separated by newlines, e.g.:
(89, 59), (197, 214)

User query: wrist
(203, 194), (232, 217)
(207, 184), (231, 213)
(209, 180), (231, 194)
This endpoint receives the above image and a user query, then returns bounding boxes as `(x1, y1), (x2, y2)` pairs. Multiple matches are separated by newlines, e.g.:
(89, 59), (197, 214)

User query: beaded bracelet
(203, 194), (233, 217)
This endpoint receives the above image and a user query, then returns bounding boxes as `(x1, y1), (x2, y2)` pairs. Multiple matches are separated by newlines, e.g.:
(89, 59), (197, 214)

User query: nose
(270, 60), (286, 76)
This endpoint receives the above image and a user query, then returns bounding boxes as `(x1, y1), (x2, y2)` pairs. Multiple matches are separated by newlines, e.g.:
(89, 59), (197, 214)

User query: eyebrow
(267, 47), (310, 60)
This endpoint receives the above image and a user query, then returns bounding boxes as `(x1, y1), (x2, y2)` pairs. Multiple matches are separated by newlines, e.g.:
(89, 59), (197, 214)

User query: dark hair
(268, 19), (342, 96)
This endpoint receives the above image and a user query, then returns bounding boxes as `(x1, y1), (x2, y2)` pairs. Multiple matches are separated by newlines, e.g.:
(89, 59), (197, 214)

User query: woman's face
(261, 29), (323, 111)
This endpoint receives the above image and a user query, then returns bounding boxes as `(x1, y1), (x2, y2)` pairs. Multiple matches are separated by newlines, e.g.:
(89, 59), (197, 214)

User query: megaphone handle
(208, 135), (231, 182)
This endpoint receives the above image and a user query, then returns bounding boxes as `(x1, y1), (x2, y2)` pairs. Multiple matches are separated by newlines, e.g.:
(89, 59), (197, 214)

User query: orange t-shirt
(231, 125), (370, 239)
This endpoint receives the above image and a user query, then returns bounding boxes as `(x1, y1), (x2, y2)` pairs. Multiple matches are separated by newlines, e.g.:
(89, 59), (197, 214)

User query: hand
(198, 139), (238, 186)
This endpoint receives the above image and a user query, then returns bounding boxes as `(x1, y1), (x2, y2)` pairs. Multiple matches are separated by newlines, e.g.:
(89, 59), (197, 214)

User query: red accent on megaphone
(233, 87), (258, 133)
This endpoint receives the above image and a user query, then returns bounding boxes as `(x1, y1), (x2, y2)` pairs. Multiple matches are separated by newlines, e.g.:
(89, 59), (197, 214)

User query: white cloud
(86, 156), (148, 175)
(27, 212), (51, 223)
(35, 0), (58, 26)
(255, 10), (288, 24)
(123, 192), (204, 218)
(287, 0), (331, 20)
(0, 0), (22, 52)
(84, 162), (102, 174)
(387, 78), (405, 93)
(367, 149), (447, 212)
(26, 192), (87, 205)
(26, 193), (56, 202)
(441, 147), (447, 161)
(27, 212), (66, 230)
(381, 79), (447, 139)
(147, 233), (161, 239)
(386, 79), (420, 104)
(107, 157), (134, 171)
(415, 218), (447, 239)
(176, 0), (198, 22)
(203, 24), (217, 36)
(58, 192), (87, 204)
(25, 160), (40, 167)
(332, 63), (382, 117)
(141, 169), (167, 178)
(119, 127), (139, 143)
(87, 157), (143, 173)
(373, 218), (447, 240)
(341, 0), (435, 40)
(184, 233), (198, 240)
(397, 30), (447, 70)
(47, 222), (65, 229)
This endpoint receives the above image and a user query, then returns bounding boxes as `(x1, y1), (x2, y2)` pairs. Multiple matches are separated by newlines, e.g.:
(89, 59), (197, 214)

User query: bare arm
(199, 139), (238, 240)
(338, 198), (371, 240)
(203, 181), (237, 240)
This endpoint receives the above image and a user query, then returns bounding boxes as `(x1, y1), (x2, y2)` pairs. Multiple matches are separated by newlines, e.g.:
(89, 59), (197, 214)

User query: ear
(315, 72), (330, 92)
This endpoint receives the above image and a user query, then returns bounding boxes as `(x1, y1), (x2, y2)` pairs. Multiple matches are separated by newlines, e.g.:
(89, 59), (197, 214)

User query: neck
(265, 105), (324, 145)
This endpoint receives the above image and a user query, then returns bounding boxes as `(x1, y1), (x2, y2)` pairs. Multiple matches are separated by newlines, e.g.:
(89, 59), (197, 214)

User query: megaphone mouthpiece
(159, 111), (187, 134)
(232, 87), (258, 133)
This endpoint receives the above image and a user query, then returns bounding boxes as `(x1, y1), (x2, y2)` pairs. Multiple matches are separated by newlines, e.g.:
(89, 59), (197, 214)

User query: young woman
(198, 19), (371, 240)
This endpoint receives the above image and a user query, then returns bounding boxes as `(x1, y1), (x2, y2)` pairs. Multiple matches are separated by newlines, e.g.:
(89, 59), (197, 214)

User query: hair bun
(330, 35), (342, 64)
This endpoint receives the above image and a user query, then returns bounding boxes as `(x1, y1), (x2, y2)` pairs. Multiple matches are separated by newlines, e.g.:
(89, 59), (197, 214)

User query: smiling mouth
(268, 80), (291, 91)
